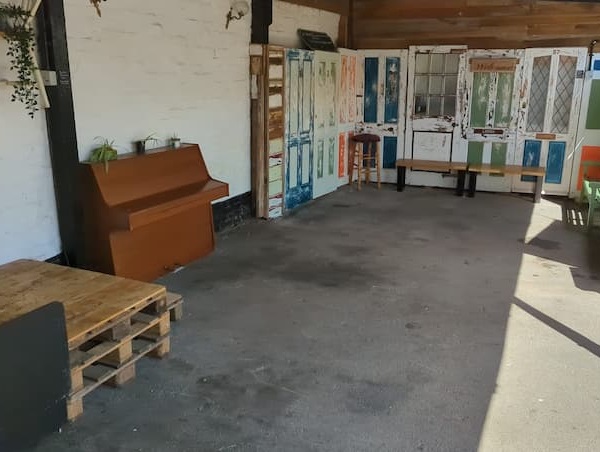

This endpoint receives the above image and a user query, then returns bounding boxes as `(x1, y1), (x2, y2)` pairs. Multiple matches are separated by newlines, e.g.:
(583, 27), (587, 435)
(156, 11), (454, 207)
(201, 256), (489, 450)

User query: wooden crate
(0, 260), (183, 421)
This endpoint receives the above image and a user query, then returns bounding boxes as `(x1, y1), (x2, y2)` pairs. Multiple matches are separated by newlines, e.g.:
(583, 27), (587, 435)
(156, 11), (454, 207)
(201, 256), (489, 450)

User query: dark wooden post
(251, 0), (272, 44)
(37, 0), (82, 266)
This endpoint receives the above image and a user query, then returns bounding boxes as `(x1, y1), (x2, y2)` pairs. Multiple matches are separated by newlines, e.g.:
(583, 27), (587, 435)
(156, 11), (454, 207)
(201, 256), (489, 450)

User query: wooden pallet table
(0, 259), (182, 421)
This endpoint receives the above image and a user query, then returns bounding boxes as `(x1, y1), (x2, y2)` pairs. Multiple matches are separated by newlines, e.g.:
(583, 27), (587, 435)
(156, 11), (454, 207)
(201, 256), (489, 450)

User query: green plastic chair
(580, 161), (600, 229)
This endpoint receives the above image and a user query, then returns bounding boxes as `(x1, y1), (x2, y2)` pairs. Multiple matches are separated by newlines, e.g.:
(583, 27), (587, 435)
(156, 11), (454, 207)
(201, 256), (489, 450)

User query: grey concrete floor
(34, 186), (600, 452)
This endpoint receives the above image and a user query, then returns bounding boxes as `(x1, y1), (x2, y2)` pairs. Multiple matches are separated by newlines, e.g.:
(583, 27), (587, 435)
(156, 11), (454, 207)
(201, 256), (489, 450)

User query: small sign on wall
(470, 58), (518, 73)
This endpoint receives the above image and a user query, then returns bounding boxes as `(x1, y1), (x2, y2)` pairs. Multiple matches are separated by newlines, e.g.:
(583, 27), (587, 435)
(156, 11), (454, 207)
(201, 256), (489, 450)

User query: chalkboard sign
(298, 29), (337, 52)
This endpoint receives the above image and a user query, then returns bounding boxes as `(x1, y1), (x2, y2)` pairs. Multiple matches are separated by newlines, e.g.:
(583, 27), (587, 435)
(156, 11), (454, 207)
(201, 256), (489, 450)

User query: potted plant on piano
(89, 137), (118, 172)
(169, 134), (181, 149)
(134, 133), (159, 155)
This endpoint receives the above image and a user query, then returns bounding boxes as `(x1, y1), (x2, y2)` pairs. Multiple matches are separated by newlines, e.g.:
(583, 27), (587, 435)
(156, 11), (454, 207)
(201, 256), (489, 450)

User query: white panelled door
(313, 51), (340, 198)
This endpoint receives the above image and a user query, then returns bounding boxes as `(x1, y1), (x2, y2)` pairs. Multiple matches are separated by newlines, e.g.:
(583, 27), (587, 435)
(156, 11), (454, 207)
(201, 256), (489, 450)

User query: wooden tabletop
(396, 159), (468, 171)
(468, 163), (546, 176)
(0, 260), (166, 349)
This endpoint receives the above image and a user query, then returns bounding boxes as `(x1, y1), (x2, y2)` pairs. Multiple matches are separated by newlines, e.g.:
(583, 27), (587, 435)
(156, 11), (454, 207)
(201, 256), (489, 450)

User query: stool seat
(353, 134), (380, 143)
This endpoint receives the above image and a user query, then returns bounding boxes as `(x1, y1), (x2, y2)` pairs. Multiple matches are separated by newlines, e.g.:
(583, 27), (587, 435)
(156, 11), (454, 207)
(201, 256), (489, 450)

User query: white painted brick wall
(0, 0), (342, 264)
(0, 41), (61, 264)
(64, 0), (252, 198)
(271, 0), (340, 48)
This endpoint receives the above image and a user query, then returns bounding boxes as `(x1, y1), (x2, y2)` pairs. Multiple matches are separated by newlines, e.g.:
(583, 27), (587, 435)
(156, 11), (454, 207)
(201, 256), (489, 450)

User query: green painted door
(462, 50), (523, 192)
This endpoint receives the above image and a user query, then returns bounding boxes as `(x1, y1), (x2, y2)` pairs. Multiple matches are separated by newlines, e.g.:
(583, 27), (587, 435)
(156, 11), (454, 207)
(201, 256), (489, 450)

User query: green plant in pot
(0, 3), (38, 118)
(89, 137), (118, 172)
(134, 133), (159, 154)
(169, 134), (181, 149)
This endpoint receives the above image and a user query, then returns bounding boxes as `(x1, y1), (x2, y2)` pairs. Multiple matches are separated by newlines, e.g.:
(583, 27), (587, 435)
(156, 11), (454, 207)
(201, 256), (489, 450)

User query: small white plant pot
(171, 138), (181, 149)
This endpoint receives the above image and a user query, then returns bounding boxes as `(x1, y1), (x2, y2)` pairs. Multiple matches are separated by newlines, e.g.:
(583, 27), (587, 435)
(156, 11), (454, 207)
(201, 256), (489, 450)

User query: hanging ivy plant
(90, 0), (107, 17)
(0, 3), (38, 118)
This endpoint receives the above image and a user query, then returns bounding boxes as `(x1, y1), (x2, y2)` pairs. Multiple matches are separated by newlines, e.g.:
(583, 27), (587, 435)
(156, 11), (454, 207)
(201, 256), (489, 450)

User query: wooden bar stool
(350, 134), (381, 190)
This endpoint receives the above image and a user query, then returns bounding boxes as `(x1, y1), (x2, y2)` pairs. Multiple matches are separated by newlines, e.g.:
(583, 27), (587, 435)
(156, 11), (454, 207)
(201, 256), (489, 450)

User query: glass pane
(301, 142), (310, 184)
(416, 54), (429, 73)
(430, 54), (444, 74)
(445, 76), (458, 95)
(471, 73), (491, 128)
(430, 76), (443, 95)
(429, 96), (442, 116)
(443, 96), (456, 116)
(289, 59), (299, 134)
(527, 55), (551, 132)
(317, 140), (324, 179)
(302, 60), (312, 133)
(551, 56), (577, 134)
(445, 54), (460, 74)
(494, 73), (514, 128)
(415, 95), (428, 115)
(328, 137), (335, 176)
(415, 75), (429, 95)
(288, 144), (298, 189)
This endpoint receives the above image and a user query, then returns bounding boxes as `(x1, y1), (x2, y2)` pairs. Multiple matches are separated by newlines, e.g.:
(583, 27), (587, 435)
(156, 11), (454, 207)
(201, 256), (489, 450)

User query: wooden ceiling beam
(278, 0), (349, 16)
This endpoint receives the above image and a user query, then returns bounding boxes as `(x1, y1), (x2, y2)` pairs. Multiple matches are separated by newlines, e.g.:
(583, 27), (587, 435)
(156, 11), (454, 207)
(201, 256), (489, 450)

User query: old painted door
(514, 48), (586, 196)
(405, 46), (466, 188)
(358, 50), (408, 184)
(313, 51), (340, 198)
(462, 50), (523, 192)
(572, 53), (600, 197)
(338, 49), (359, 187)
(285, 49), (314, 210)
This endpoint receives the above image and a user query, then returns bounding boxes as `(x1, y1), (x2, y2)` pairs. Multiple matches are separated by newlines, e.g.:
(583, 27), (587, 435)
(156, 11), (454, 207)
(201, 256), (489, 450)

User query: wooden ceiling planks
(352, 0), (600, 48)
(282, 0), (600, 49)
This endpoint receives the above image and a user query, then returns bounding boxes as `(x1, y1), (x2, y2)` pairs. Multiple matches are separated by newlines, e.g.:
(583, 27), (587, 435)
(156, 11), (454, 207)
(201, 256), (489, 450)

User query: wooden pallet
(0, 261), (184, 422)
(67, 297), (171, 420)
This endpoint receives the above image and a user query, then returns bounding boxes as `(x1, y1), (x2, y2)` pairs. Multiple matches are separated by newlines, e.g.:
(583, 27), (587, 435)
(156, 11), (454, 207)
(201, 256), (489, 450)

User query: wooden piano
(80, 144), (229, 281)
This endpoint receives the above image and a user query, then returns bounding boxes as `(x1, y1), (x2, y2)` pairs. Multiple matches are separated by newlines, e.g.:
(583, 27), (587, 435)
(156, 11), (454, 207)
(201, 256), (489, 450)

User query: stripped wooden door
(338, 49), (359, 187)
(462, 50), (523, 192)
(357, 50), (408, 184)
(285, 49), (314, 210)
(572, 53), (600, 198)
(514, 48), (586, 196)
(313, 51), (340, 198)
(405, 46), (467, 188)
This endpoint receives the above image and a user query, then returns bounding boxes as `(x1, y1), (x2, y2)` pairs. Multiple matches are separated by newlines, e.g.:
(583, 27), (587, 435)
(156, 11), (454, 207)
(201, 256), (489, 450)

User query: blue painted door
(357, 51), (407, 184)
(514, 48), (587, 196)
(285, 49), (314, 210)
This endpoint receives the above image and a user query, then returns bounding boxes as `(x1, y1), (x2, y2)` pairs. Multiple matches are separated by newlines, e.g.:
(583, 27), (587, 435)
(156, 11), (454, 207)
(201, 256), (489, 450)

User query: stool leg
(376, 142), (381, 190)
(365, 144), (370, 185)
(349, 143), (356, 186)
(357, 144), (362, 191)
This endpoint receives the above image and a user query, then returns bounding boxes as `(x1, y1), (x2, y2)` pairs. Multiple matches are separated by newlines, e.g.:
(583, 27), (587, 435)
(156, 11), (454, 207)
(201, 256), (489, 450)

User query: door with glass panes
(405, 46), (466, 187)
(463, 50), (523, 192)
(514, 48), (586, 196)
(358, 50), (407, 184)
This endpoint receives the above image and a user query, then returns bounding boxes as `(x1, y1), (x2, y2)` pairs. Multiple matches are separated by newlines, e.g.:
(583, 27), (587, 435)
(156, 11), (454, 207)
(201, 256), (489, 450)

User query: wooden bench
(396, 159), (468, 196)
(580, 161), (600, 228)
(467, 164), (546, 203)
(80, 144), (229, 281)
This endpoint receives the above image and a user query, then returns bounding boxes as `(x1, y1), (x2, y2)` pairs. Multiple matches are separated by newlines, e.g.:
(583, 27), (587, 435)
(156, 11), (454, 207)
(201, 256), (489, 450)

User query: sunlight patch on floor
(479, 248), (600, 451)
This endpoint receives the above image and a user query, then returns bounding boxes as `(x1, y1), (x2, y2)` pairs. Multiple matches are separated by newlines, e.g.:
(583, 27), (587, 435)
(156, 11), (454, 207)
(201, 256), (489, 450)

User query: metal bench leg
(467, 172), (477, 198)
(533, 176), (543, 203)
(397, 166), (406, 192)
(455, 170), (466, 197)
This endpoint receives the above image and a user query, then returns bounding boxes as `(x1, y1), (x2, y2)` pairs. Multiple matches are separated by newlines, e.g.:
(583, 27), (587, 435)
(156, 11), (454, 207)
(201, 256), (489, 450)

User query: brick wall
(0, 41), (61, 264)
(271, 0), (340, 48)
